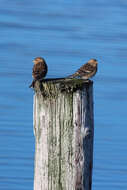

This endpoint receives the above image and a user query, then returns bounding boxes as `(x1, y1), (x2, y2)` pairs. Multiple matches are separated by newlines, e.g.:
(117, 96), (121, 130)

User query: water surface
(0, 1), (127, 189)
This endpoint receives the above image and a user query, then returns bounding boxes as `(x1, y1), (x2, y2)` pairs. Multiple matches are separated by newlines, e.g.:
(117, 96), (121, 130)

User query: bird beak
(33, 60), (35, 63)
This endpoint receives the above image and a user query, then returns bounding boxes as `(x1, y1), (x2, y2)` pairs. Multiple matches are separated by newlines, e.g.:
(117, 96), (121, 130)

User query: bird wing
(67, 62), (97, 79)
(77, 63), (95, 76)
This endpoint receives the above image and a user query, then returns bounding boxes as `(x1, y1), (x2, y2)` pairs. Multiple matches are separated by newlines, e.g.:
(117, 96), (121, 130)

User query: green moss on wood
(34, 78), (92, 99)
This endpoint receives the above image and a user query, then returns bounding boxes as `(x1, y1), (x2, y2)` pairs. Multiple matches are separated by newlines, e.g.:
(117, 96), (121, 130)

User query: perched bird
(67, 59), (98, 79)
(29, 57), (48, 88)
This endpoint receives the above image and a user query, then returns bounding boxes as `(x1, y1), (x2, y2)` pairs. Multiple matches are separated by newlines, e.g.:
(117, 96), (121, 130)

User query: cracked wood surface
(33, 79), (94, 190)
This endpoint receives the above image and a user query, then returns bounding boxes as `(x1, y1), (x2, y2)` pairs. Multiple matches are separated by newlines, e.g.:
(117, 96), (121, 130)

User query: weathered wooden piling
(33, 78), (94, 190)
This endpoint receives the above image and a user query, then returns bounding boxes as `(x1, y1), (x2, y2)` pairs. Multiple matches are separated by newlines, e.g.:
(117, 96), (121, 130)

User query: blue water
(1, 0), (127, 189)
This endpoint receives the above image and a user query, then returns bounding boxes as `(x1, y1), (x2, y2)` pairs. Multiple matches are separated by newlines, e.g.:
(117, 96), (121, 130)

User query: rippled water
(1, 0), (127, 189)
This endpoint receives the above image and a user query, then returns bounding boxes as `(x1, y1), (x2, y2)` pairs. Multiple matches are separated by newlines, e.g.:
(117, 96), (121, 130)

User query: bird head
(33, 57), (46, 65)
(88, 59), (98, 67)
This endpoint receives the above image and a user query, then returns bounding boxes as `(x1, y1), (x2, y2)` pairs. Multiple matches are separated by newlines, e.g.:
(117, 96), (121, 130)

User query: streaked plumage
(29, 57), (48, 88)
(68, 59), (98, 79)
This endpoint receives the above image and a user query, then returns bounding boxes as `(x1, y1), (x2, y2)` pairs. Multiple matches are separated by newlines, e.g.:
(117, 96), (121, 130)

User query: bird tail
(66, 72), (78, 78)
(29, 80), (35, 88)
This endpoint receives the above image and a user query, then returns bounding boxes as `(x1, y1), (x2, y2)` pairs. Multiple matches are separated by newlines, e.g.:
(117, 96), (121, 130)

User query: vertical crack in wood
(74, 91), (83, 190)
(59, 95), (62, 190)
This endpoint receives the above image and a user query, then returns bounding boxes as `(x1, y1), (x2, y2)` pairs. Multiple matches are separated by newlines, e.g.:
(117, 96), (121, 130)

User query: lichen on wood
(34, 78), (92, 99)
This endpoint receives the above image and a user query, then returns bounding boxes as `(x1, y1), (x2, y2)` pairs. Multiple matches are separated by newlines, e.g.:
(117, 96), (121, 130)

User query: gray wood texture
(33, 79), (94, 190)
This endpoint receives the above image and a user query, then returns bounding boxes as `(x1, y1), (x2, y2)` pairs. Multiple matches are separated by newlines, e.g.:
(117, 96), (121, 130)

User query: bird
(67, 59), (98, 79)
(29, 57), (48, 88)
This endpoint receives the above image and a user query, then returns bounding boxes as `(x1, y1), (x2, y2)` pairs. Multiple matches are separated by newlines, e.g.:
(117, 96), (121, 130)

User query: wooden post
(33, 79), (94, 190)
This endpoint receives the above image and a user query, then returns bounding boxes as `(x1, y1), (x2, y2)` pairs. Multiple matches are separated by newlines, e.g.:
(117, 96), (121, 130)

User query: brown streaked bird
(29, 57), (48, 88)
(67, 59), (98, 79)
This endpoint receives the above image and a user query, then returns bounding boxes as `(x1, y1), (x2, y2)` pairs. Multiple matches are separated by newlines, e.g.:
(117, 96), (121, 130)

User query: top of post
(33, 78), (93, 98)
